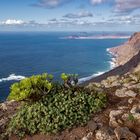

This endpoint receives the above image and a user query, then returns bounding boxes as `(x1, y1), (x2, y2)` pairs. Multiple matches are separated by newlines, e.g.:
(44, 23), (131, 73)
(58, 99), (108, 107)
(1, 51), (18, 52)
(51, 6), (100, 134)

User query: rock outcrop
(86, 72), (140, 139)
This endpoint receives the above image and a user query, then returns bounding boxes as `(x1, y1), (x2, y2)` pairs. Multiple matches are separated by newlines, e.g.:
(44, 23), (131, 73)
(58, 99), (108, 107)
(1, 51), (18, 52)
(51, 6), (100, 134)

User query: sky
(0, 0), (140, 31)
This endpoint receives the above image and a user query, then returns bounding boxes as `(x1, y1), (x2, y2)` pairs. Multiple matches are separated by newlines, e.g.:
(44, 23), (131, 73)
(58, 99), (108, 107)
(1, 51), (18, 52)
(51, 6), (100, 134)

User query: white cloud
(33, 0), (109, 8)
(63, 11), (93, 18)
(115, 0), (140, 13)
(0, 19), (47, 27)
(33, 0), (70, 8)
(1, 19), (25, 25)
(90, 0), (104, 5)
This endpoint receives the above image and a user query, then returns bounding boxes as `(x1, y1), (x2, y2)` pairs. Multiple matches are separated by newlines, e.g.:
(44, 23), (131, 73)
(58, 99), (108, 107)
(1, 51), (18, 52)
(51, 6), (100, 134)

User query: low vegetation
(4, 73), (107, 138)
(8, 73), (53, 101)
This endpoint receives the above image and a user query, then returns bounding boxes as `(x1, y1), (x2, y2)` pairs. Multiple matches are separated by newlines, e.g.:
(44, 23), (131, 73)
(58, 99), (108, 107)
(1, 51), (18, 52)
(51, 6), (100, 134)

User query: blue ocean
(0, 32), (129, 101)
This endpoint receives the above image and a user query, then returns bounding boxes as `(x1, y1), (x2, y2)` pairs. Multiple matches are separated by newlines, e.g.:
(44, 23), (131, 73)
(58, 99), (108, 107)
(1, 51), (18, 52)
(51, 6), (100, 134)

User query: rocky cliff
(109, 32), (140, 67)
(83, 32), (140, 85)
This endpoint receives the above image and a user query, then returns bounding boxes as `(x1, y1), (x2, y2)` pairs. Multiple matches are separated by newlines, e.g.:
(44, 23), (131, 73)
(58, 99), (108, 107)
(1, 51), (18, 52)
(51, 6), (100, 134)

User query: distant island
(61, 35), (130, 40)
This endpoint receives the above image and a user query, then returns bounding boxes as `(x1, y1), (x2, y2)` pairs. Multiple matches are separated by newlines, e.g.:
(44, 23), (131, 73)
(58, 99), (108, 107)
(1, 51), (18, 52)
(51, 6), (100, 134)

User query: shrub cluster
(5, 73), (107, 138)
(8, 73), (53, 101)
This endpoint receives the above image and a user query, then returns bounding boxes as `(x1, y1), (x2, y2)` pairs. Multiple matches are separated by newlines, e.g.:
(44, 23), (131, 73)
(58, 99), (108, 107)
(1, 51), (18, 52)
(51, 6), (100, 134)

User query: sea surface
(0, 32), (130, 101)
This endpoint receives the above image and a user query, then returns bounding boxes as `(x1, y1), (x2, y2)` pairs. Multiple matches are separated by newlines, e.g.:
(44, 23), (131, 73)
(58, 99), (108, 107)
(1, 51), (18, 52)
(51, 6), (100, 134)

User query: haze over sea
(0, 32), (130, 101)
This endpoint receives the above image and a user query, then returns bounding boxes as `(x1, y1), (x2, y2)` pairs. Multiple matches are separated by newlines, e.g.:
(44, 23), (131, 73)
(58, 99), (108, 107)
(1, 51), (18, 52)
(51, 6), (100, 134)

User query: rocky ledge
(85, 71), (140, 140)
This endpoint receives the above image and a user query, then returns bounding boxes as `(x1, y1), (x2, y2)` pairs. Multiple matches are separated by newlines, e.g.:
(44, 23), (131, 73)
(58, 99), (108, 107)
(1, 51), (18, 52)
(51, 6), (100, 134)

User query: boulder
(114, 126), (137, 140)
(101, 80), (110, 88)
(95, 127), (116, 140)
(115, 88), (137, 98)
(82, 132), (93, 140)
(87, 120), (97, 132)
(110, 81), (121, 87)
(109, 110), (124, 128)
(125, 90), (137, 98)
(128, 83), (140, 89)
(115, 88), (127, 97)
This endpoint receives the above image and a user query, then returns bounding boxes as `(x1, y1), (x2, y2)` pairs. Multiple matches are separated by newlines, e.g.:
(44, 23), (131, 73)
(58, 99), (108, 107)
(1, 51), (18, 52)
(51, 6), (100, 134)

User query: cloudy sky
(0, 0), (140, 31)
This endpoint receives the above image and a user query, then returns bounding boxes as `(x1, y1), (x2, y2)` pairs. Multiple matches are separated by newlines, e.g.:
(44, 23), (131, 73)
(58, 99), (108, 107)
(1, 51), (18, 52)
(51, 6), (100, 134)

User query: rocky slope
(86, 72), (140, 140)
(1, 72), (140, 140)
(109, 32), (140, 67)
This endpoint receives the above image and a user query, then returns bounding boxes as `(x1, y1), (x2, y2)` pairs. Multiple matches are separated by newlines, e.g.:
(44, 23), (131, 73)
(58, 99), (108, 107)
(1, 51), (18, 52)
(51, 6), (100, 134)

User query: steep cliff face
(83, 32), (140, 84)
(109, 32), (140, 66)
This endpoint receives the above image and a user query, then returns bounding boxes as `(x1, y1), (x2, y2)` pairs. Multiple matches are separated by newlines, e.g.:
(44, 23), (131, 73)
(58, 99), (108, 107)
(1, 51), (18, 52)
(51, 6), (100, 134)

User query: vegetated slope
(1, 71), (140, 140)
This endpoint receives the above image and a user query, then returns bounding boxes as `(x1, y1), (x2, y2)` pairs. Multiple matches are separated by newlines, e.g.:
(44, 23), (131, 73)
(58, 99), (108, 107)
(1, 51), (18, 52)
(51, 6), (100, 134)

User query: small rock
(118, 106), (129, 110)
(115, 88), (127, 97)
(115, 88), (137, 98)
(128, 98), (135, 104)
(125, 90), (137, 98)
(130, 105), (140, 122)
(87, 120), (97, 132)
(82, 137), (88, 140)
(128, 83), (140, 89)
(123, 83), (132, 88)
(114, 126), (137, 140)
(1, 103), (7, 111)
(111, 81), (121, 87)
(122, 113), (129, 121)
(107, 76), (119, 82)
(95, 127), (116, 140)
(101, 80), (110, 88)
(82, 132), (93, 140)
(129, 74), (139, 82)
(0, 118), (7, 126)
(97, 123), (103, 129)
(87, 132), (93, 139)
(93, 116), (100, 122)
(109, 110), (124, 128)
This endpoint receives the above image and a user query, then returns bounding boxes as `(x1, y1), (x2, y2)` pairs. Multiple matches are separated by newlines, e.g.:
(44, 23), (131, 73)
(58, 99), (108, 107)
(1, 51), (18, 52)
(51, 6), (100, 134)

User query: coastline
(79, 48), (117, 84)
(61, 35), (130, 40)
(106, 48), (118, 68)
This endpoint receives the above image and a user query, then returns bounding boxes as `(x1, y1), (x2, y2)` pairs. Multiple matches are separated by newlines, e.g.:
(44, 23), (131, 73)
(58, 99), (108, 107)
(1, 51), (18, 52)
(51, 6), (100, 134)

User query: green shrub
(6, 87), (106, 138)
(5, 73), (107, 138)
(7, 73), (53, 101)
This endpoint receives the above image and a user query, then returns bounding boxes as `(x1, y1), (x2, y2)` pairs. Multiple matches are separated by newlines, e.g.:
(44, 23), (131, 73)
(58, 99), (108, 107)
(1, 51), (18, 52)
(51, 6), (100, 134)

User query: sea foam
(78, 48), (116, 84)
(0, 74), (26, 83)
(79, 71), (105, 84)
(106, 48), (116, 69)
